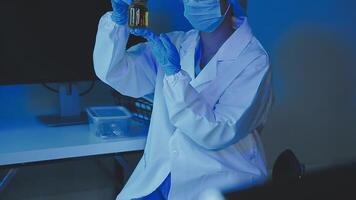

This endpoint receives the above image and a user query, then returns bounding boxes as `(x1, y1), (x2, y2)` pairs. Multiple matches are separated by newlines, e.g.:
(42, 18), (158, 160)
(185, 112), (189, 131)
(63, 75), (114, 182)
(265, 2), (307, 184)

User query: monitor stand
(37, 83), (88, 127)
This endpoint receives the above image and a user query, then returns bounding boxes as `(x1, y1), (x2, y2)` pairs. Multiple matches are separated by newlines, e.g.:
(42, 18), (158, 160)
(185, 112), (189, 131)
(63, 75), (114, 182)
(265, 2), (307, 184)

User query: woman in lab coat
(93, 0), (272, 199)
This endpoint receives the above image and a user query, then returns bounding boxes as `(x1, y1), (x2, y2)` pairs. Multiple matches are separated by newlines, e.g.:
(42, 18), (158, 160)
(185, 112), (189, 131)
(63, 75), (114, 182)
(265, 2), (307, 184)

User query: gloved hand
(130, 28), (157, 41)
(111, 0), (129, 25)
(131, 28), (181, 76)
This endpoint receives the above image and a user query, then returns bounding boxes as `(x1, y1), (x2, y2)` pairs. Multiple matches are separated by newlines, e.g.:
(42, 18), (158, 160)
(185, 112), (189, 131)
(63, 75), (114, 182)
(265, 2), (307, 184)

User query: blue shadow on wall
(248, 0), (356, 105)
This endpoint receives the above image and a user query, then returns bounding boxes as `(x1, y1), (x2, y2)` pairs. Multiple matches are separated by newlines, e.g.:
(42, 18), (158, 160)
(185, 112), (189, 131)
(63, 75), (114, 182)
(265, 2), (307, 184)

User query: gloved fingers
(150, 39), (166, 58)
(159, 33), (175, 50)
(111, 0), (128, 13)
(116, 0), (131, 4)
(150, 41), (168, 65)
(160, 33), (180, 65)
(111, 0), (129, 25)
(111, 0), (129, 7)
(147, 31), (160, 43)
(129, 28), (147, 38)
(130, 28), (158, 41)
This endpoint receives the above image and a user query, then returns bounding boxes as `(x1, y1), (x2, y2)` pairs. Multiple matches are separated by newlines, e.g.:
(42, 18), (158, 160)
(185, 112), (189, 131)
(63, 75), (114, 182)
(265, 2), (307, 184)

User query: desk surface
(0, 117), (148, 166)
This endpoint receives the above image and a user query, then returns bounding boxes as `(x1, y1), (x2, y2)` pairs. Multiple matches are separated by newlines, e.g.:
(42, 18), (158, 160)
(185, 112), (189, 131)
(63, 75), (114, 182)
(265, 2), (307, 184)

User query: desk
(0, 116), (148, 191)
(0, 117), (148, 166)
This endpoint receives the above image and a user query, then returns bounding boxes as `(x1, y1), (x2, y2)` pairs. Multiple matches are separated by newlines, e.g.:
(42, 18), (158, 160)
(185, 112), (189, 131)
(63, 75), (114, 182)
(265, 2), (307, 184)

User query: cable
(79, 80), (95, 96)
(41, 80), (96, 96)
(41, 82), (59, 93)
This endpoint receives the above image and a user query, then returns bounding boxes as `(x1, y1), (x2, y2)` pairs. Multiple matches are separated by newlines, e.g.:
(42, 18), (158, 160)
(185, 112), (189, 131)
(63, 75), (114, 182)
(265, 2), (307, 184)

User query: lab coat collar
(217, 18), (253, 61)
(179, 17), (253, 89)
(179, 30), (200, 80)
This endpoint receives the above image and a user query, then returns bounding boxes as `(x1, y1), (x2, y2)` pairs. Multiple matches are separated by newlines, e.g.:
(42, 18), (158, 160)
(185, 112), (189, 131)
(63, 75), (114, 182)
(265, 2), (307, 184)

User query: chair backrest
(272, 149), (305, 183)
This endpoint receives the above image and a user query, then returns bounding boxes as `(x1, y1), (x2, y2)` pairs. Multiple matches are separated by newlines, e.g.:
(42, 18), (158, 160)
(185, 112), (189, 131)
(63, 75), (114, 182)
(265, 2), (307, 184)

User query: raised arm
(93, 1), (157, 98)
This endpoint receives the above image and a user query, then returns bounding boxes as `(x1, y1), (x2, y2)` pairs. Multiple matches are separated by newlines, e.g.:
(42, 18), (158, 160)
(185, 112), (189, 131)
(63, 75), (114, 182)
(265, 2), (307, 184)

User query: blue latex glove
(130, 28), (181, 76)
(130, 28), (157, 41)
(111, 0), (129, 25)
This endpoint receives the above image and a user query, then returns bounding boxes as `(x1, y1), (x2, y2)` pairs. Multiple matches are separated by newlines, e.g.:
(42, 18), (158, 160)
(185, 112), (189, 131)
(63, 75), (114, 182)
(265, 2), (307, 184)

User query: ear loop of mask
(220, 3), (232, 30)
(223, 3), (232, 17)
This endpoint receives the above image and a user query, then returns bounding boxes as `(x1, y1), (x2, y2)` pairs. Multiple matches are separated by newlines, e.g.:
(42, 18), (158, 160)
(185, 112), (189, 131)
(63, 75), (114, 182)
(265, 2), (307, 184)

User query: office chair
(272, 149), (305, 183)
(223, 149), (305, 199)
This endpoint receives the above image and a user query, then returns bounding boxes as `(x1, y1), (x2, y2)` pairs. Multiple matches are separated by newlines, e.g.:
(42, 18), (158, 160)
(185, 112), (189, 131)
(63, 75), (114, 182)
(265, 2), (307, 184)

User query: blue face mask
(183, 0), (231, 32)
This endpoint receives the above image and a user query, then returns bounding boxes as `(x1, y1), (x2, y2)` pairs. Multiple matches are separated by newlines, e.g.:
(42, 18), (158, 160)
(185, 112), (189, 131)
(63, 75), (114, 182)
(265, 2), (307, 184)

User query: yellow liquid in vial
(128, 5), (148, 28)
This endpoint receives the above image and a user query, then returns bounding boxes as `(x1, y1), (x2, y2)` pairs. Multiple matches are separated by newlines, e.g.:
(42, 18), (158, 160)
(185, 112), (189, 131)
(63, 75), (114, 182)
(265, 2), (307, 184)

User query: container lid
(86, 106), (132, 119)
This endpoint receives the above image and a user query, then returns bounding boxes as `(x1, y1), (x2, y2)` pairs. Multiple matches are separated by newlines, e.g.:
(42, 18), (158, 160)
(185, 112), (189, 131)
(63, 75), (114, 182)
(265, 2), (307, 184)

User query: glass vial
(128, 0), (148, 28)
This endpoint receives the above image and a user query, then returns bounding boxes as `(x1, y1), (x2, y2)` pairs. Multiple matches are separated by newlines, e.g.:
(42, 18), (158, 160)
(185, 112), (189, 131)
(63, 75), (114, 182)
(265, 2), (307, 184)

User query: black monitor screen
(0, 0), (112, 84)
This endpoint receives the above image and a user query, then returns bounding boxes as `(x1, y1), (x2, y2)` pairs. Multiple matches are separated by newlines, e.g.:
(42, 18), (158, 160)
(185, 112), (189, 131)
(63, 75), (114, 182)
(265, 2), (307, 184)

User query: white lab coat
(93, 12), (273, 200)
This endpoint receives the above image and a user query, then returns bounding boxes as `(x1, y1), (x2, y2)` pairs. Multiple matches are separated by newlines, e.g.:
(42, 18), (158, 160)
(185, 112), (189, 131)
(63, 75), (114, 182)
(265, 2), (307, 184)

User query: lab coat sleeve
(93, 12), (158, 98)
(163, 55), (272, 150)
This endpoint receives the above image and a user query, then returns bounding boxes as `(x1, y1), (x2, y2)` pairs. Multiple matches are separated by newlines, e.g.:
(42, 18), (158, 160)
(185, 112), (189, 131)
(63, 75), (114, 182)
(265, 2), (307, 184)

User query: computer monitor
(0, 0), (144, 126)
(0, 1), (112, 84)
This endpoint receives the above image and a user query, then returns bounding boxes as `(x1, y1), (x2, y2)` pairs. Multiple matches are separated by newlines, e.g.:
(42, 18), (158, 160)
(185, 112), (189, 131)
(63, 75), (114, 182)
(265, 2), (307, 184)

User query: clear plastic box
(86, 106), (132, 139)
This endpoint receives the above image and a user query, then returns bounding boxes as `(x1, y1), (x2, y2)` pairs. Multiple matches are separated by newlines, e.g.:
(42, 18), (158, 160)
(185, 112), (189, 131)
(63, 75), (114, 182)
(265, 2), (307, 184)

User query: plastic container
(86, 106), (132, 139)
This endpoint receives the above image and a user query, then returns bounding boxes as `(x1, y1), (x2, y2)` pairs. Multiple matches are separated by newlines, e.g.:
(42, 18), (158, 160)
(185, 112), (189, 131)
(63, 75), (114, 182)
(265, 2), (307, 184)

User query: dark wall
(248, 0), (356, 169)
